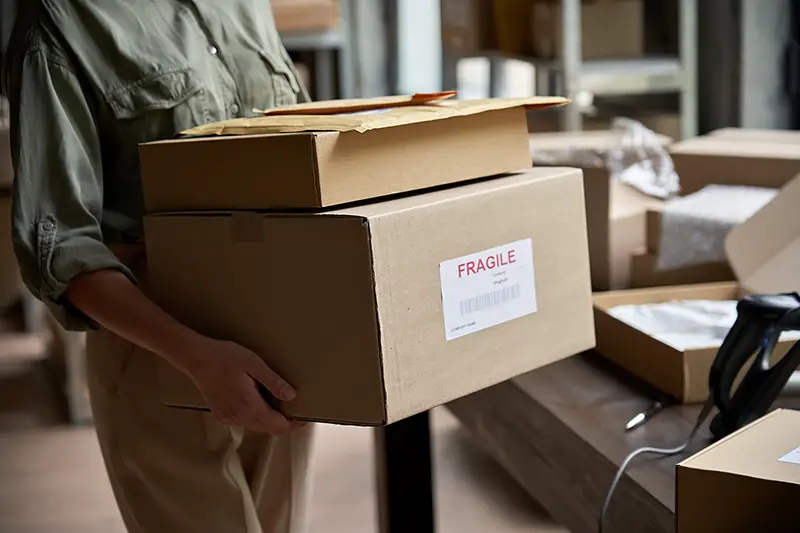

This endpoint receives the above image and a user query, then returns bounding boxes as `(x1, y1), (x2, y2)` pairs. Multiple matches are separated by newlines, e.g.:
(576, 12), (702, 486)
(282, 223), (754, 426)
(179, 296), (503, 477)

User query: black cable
(598, 398), (715, 533)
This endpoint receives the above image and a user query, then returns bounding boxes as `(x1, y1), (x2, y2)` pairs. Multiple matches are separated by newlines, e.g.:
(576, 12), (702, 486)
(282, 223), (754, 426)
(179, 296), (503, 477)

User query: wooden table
(447, 351), (800, 533)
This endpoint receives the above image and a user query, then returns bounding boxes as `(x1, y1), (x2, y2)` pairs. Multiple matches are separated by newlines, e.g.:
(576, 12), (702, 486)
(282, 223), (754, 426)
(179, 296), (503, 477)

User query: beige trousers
(86, 314), (315, 533)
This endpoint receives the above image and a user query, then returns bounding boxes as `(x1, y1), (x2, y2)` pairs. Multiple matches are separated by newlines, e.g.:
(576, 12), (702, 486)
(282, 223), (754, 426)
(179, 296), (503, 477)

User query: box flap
(671, 138), (800, 159)
(725, 173), (800, 294)
(182, 95), (569, 136)
(254, 92), (457, 115)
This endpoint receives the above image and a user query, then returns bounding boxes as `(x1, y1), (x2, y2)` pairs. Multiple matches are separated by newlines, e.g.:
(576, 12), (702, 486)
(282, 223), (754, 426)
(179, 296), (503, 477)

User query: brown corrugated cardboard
(708, 127), (800, 144)
(271, 0), (340, 33)
(139, 94), (567, 212)
(594, 174), (800, 402)
(676, 409), (800, 533)
(528, 130), (666, 290)
(440, 0), (496, 55)
(630, 253), (734, 289)
(671, 136), (800, 195)
(144, 168), (595, 425)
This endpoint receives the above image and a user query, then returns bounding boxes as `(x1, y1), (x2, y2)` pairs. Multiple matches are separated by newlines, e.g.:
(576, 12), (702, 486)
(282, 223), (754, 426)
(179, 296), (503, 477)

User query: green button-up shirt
(12, 0), (308, 329)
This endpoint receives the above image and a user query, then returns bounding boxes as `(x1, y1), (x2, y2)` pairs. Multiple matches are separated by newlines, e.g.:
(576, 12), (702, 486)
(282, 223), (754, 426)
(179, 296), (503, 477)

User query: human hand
(183, 336), (302, 434)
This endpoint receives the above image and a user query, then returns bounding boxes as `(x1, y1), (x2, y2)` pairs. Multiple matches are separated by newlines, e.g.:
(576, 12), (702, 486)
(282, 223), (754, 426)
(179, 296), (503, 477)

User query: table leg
(374, 410), (435, 533)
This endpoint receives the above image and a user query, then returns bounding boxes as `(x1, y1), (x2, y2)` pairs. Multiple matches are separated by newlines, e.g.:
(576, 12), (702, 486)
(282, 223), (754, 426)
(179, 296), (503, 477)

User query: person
(3, 1), (316, 532)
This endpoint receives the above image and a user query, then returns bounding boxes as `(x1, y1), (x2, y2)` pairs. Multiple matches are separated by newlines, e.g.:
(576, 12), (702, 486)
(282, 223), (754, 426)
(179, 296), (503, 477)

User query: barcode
(460, 285), (521, 316)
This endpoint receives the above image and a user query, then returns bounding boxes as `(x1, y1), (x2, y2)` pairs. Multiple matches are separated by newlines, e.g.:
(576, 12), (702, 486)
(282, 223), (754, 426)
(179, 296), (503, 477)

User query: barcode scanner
(708, 293), (800, 440)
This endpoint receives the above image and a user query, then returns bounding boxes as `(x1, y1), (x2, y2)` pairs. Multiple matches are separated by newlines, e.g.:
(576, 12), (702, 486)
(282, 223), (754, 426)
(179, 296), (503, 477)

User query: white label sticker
(439, 239), (537, 341)
(779, 446), (800, 465)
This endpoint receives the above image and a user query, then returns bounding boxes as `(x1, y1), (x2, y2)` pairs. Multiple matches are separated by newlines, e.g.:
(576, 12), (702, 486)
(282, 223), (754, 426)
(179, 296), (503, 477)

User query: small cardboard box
(139, 94), (565, 212)
(593, 174), (800, 403)
(271, 0), (340, 33)
(629, 252), (734, 289)
(671, 135), (800, 196)
(528, 130), (667, 290)
(144, 168), (595, 425)
(676, 409), (800, 533)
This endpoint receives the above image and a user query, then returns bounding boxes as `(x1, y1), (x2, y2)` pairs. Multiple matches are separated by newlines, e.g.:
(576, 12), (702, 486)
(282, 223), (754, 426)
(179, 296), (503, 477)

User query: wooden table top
(447, 351), (800, 533)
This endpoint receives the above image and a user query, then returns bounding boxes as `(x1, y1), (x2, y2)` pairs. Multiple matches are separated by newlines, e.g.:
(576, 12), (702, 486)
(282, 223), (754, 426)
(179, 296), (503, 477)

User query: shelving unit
(442, 0), (698, 139)
(279, 0), (355, 100)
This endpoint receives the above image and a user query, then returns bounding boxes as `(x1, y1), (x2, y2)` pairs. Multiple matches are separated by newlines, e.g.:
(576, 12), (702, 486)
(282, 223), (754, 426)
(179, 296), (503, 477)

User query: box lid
(671, 137), (800, 160)
(725, 173), (800, 294)
(679, 409), (800, 485)
(182, 93), (568, 136)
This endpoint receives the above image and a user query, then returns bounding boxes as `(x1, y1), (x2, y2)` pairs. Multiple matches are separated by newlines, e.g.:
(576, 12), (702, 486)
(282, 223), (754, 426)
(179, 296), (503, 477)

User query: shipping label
(439, 239), (537, 341)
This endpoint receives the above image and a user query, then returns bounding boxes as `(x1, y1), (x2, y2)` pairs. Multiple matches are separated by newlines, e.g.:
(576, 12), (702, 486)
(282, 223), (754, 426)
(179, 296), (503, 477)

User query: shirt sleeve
(11, 46), (136, 331)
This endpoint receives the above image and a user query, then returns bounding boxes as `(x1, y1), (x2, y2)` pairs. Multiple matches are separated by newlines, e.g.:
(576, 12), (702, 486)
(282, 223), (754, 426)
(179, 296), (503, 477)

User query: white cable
(598, 399), (714, 533)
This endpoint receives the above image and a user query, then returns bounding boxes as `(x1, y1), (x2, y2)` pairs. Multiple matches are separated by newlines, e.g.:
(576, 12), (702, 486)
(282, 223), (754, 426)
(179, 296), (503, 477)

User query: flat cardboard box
(671, 136), (800, 196)
(494, 0), (643, 59)
(630, 252), (734, 289)
(144, 168), (595, 425)
(139, 94), (566, 212)
(440, 0), (496, 55)
(529, 130), (666, 290)
(593, 173), (800, 403)
(677, 409), (800, 532)
(271, 0), (340, 33)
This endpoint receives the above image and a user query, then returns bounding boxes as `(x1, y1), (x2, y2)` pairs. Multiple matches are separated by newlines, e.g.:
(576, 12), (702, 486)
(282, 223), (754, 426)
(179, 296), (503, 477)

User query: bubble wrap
(656, 185), (778, 271)
(529, 117), (680, 199)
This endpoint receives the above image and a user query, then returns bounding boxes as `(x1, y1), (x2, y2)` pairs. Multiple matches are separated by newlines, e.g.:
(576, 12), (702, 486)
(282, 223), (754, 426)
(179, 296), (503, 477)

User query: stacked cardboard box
(140, 93), (596, 425)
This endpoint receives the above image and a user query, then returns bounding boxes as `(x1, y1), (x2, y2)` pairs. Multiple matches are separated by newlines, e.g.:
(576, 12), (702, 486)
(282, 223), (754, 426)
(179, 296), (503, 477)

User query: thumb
(247, 358), (297, 402)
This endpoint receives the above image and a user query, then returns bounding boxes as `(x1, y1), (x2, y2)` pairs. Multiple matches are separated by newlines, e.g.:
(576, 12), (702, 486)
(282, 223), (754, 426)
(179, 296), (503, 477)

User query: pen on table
(625, 400), (668, 432)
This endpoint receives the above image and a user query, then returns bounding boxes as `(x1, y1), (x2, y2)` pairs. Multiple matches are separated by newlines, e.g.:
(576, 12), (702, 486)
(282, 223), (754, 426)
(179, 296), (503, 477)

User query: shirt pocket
(104, 66), (211, 142)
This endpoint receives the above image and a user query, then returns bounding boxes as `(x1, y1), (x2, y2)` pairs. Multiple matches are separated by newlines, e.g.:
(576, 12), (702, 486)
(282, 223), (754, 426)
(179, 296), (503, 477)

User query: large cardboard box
(671, 135), (800, 196)
(145, 168), (595, 425)
(708, 127), (800, 144)
(271, 0), (340, 33)
(676, 409), (800, 532)
(528, 130), (666, 290)
(139, 94), (565, 212)
(593, 174), (800, 403)
(440, 0), (496, 55)
(494, 0), (643, 59)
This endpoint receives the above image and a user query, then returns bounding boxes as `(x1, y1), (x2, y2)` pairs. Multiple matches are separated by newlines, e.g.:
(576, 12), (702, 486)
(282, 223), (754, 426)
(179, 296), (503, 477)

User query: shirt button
(208, 45), (218, 56)
(231, 103), (240, 115)
(42, 221), (55, 231)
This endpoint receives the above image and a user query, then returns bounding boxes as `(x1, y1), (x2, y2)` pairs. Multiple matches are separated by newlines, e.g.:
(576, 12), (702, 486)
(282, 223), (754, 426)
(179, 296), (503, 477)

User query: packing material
(144, 168), (595, 425)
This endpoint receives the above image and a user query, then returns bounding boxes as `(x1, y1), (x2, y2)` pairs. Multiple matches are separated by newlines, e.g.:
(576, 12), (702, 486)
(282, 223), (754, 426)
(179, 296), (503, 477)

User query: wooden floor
(0, 361), (567, 533)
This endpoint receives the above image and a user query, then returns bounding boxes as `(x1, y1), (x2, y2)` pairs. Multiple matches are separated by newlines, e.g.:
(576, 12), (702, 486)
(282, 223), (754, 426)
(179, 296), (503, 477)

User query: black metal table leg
(374, 410), (435, 533)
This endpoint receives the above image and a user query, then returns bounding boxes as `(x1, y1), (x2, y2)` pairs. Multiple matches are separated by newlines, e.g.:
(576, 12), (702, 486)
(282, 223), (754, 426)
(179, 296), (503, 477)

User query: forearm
(65, 269), (203, 374)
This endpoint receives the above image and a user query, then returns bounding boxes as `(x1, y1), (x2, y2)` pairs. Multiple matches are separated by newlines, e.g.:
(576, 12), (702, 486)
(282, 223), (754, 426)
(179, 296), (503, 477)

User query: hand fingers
(247, 359), (297, 401)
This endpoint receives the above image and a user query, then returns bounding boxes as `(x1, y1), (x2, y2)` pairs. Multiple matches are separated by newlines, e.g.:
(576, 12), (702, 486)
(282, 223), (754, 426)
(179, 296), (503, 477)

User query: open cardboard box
(594, 174), (800, 403)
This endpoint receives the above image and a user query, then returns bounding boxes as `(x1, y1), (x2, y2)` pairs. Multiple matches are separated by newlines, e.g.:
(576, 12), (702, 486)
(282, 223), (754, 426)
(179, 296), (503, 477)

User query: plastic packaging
(529, 117), (680, 199)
